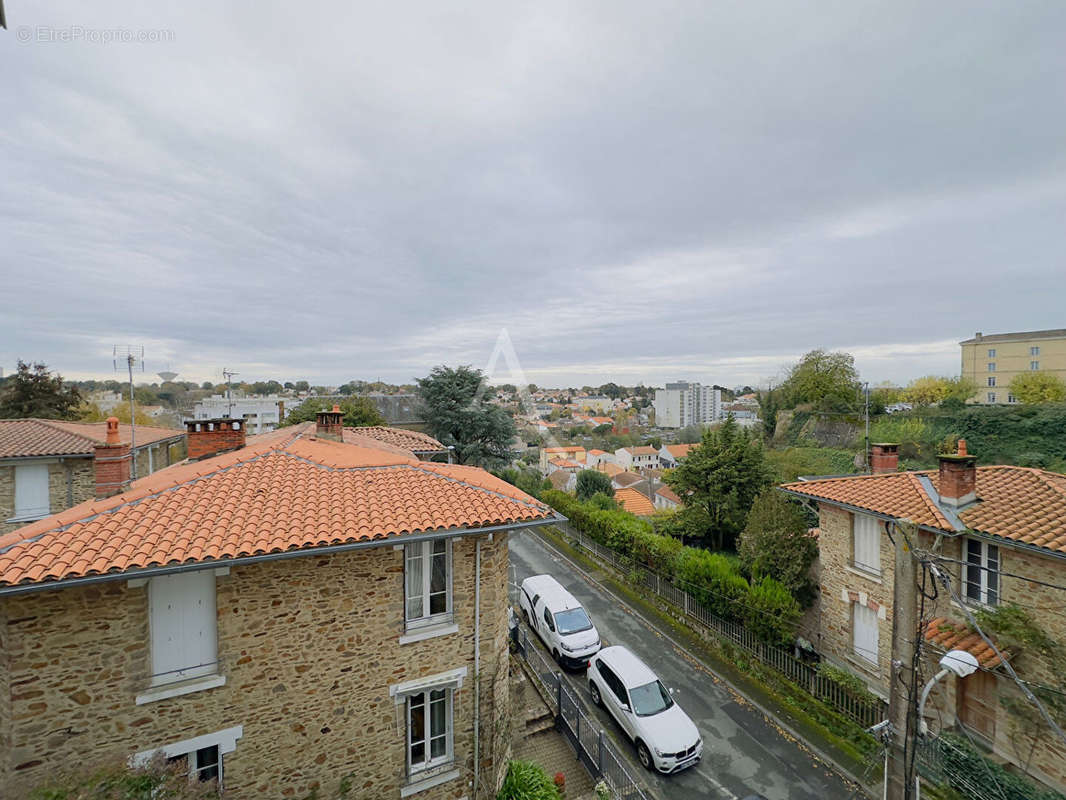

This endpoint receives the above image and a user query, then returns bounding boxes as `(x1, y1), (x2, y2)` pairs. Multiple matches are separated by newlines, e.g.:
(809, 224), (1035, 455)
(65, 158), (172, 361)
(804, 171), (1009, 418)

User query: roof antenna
(222, 368), (239, 419)
(113, 345), (145, 476)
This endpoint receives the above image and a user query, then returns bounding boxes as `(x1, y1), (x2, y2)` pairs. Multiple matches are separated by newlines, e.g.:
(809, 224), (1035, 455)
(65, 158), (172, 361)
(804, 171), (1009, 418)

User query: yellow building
(960, 328), (1066, 404)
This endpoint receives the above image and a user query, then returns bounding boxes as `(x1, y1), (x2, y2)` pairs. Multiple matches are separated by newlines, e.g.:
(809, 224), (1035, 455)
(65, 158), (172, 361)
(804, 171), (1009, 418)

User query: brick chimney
(938, 438), (977, 508)
(316, 404), (344, 441)
(185, 418), (246, 460)
(94, 416), (131, 498)
(870, 443), (899, 474)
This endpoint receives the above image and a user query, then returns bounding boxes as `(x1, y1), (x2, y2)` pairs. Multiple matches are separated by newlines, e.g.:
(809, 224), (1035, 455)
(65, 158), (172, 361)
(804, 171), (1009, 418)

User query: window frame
(987, 362), (996, 372)
(406, 687), (454, 775)
(11, 462), (51, 522)
(852, 602), (879, 666)
(987, 348), (996, 358)
(148, 570), (219, 687)
(987, 392), (996, 404)
(1031, 346), (1040, 356)
(964, 538), (1000, 607)
(1030, 361), (1040, 371)
(404, 538), (454, 632)
(851, 514), (882, 577)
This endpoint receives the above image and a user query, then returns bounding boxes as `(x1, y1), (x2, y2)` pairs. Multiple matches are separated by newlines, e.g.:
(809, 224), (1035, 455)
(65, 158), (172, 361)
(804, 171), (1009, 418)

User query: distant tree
(576, 469), (614, 501)
(1010, 371), (1066, 405)
(598, 382), (623, 399)
(337, 382), (355, 396)
(527, 384), (538, 393)
(779, 349), (861, 412)
(416, 365), (517, 469)
(738, 490), (818, 605)
(497, 383), (517, 394)
(201, 381), (214, 390)
(283, 381), (295, 390)
(758, 388), (778, 440)
(592, 423), (613, 435)
(77, 401), (158, 427)
(665, 416), (773, 551)
(0, 360), (82, 419)
(281, 397), (386, 427)
(901, 375), (976, 407)
(248, 380), (282, 396)
(645, 436), (662, 449)
(737, 385), (755, 396)
(676, 424), (706, 444)
(294, 380), (310, 393)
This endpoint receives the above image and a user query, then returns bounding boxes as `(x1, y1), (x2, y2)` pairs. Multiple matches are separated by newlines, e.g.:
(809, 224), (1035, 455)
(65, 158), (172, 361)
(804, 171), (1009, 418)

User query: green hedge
(936, 733), (1062, 800)
(541, 490), (800, 645)
(496, 760), (561, 800)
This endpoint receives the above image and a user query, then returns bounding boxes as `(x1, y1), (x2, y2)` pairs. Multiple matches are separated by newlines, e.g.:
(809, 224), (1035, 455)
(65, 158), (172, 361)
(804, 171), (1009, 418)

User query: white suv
(519, 574), (601, 668)
(587, 646), (702, 773)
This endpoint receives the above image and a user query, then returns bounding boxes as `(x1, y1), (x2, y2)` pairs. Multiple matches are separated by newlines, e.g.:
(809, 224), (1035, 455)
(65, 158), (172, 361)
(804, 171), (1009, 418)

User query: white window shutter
(15, 464), (50, 519)
(149, 571), (217, 685)
(853, 603), (878, 665)
(853, 515), (881, 574)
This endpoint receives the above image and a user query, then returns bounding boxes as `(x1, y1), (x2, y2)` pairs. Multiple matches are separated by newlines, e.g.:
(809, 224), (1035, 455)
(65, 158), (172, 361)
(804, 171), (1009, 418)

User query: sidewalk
(534, 524), (880, 798)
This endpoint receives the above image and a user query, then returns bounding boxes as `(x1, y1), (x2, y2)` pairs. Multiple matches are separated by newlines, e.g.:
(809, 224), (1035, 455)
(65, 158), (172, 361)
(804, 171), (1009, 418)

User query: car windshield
(629, 680), (674, 717)
(554, 607), (593, 635)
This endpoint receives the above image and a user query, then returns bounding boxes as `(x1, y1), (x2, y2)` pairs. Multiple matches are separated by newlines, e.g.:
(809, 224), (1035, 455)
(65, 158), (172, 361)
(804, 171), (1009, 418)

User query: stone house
(781, 442), (1066, 793)
(0, 410), (553, 799)
(0, 418), (186, 535)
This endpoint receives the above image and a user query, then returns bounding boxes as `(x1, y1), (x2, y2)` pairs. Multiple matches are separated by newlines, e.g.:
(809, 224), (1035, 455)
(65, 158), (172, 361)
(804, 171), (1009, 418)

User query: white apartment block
(191, 395), (285, 434)
(653, 381), (722, 428)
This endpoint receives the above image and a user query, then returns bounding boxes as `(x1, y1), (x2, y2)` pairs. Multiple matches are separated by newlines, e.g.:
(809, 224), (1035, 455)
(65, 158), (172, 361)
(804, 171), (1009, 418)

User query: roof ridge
(411, 462), (549, 512)
(33, 417), (100, 444)
(907, 472), (951, 529)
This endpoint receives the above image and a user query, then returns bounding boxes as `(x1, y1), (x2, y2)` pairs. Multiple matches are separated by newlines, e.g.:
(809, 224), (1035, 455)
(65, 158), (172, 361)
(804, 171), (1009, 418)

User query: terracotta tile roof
(0, 428), (551, 588)
(545, 446), (585, 454)
(613, 472), (644, 489)
(656, 486), (681, 504)
(596, 463), (624, 477)
(663, 444), (694, 460)
(615, 488), (656, 516)
(781, 466), (1066, 555)
(549, 458), (583, 469)
(548, 471), (572, 491)
(344, 426), (445, 453)
(587, 449), (608, 456)
(0, 418), (182, 459)
(624, 446), (659, 456)
(924, 617), (1009, 668)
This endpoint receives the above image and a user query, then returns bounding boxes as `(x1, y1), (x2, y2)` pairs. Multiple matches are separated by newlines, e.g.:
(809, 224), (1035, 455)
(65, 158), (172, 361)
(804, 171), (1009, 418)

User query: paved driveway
(510, 529), (856, 800)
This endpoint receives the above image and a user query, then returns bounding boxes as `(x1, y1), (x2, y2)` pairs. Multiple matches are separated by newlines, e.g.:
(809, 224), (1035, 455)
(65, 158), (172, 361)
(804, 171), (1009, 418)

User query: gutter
(0, 514), (564, 598)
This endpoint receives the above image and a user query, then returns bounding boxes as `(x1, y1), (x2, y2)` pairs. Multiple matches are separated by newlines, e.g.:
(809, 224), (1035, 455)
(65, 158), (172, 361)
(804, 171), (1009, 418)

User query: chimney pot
(957, 438), (967, 457)
(105, 416), (120, 445)
(95, 418), (131, 498)
(185, 417), (247, 460)
(316, 404), (345, 441)
(938, 442), (977, 508)
(870, 443), (899, 474)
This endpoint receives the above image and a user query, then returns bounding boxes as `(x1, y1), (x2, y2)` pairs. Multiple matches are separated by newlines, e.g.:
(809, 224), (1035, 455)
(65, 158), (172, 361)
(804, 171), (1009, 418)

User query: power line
(925, 553), (1066, 595)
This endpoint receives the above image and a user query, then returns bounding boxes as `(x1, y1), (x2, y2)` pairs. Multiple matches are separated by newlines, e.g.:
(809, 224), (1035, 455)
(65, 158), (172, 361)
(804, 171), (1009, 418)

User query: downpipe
(473, 536), (481, 798)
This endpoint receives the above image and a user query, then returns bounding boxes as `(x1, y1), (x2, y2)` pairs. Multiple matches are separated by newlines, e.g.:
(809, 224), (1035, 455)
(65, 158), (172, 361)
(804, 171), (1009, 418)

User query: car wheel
(552, 648), (561, 664)
(636, 740), (653, 771)
(590, 681), (602, 707)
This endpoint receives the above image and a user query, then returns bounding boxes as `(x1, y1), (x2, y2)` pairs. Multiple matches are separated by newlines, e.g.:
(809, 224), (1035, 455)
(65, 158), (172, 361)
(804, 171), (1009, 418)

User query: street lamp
(918, 649), (979, 736)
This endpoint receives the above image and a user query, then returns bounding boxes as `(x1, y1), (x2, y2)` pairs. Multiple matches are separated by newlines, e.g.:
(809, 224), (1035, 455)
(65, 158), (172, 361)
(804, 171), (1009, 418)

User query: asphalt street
(510, 529), (857, 800)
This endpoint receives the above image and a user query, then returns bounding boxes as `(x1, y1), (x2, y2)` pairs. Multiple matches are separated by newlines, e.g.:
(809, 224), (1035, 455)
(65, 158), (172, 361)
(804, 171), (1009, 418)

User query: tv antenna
(113, 345), (145, 476)
(222, 368), (239, 418)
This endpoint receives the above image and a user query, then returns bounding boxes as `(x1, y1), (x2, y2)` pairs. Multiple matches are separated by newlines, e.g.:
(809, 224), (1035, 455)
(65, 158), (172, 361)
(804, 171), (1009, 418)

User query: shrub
(674, 547), (749, 620)
(496, 760), (562, 800)
(744, 576), (801, 646)
(28, 754), (217, 800)
(937, 733), (1061, 800)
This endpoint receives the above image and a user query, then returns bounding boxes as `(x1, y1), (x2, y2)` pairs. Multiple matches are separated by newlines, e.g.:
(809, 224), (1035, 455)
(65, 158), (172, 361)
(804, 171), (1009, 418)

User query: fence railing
(558, 524), (888, 730)
(514, 626), (651, 800)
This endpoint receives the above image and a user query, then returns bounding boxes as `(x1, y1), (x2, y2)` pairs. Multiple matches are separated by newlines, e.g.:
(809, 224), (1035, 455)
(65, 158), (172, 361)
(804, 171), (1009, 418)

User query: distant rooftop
(960, 328), (1066, 345)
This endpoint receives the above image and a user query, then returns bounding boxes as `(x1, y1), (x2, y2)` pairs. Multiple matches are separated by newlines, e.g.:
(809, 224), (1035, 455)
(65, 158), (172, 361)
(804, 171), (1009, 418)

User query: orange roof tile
(596, 462), (623, 477)
(587, 449), (608, 456)
(624, 446), (659, 456)
(0, 418), (182, 459)
(781, 466), (1066, 555)
(663, 444), (695, 460)
(655, 486), (681, 504)
(924, 617), (1009, 668)
(549, 458), (583, 469)
(545, 446), (585, 453)
(343, 426), (445, 453)
(615, 488), (656, 516)
(0, 429), (551, 588)
(613, 472), (644, 489)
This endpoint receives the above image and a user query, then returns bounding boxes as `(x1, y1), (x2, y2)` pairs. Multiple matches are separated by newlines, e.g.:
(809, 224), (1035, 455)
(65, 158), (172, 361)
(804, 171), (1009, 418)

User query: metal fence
(514, 626), (651, 800)
(560, 525), (888, 730)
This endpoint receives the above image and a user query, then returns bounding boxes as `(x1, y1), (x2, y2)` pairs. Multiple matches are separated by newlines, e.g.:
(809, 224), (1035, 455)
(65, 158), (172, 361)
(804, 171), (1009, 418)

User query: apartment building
(191, 394), (285, 433)
(960, 328), (1066, 404)
(653, 381), (722, 428)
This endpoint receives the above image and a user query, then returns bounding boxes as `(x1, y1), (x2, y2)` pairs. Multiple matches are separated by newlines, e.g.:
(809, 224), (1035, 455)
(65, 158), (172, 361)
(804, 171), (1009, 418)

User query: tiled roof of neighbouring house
(343, 426), (446, 453)
(613, 472), (644, 488)
(615, 488), (656, 516)
(662, 444), (695, 460)
(924, 617), (1009, 669)
(655, 486), (681, 504)
(0, 418), (183, 459)
(780, 466), (1066, 554)
(0, 427), (551, 588)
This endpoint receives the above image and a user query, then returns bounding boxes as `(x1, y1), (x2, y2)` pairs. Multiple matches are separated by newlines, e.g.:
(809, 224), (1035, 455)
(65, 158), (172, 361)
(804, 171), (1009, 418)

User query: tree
(201, 381), (214, 390)
(1010, 371), (1066, 404)
(416, 365), (517, 469)
(737, 490), (818, 605)
(294, 380), (310, 393)
(576, 469), (614, 501)
(758, 388), (778, 440)
(664, 416), (773, 551)
(0, 360), (82, 419)
(77, 402), (158, 427)
(779, 349), (861, 412)
(901, 375), (976, 407)
(598, 382), (623, 400)
(281, 396), (386, 427)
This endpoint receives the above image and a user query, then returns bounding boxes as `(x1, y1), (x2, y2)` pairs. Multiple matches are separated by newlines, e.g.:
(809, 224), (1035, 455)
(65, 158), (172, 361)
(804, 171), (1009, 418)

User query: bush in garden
(496, 760), (562, 800)
(744, 576), (802, 646)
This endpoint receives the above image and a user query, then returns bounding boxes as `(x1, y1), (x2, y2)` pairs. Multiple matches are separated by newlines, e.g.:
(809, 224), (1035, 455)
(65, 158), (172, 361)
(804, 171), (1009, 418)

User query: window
(1031, 361), (1040, 371)
(405, 539), (452, 630)
(12, 463), (50, 521)
(987, 348), (996, 358)
(987, 392), (996, 403)
(851, 514), (881, 576)
(169, 745), (221, 784)
(596, 661), (629, 706)
(407, 688), (452, 774)
(542, 607), (555, 632)
(964, 539), (999, 606)
(987, 377), (996, 387)
(148, 571), (218, 686)
(852, 603), (878, 666)
(987, 362), (996, 372)
(1008, 394), (1017, 404)
(1031, 346), (1040, 356)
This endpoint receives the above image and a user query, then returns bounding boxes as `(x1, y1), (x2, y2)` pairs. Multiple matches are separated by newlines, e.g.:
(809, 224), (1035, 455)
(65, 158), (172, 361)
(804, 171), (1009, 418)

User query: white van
(519, 574), (601, 668)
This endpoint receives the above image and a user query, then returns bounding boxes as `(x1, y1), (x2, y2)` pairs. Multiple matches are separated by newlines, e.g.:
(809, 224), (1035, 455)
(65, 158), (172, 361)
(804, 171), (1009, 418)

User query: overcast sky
(2, 2), (1064, 389)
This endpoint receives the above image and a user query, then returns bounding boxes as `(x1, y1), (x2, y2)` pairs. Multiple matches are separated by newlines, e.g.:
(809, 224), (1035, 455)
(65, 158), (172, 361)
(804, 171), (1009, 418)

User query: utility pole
(864, 381), (871, 473)
(222, 368), (238, 419)
(114, 346), (143, 478)
(887, 525), (919, 799)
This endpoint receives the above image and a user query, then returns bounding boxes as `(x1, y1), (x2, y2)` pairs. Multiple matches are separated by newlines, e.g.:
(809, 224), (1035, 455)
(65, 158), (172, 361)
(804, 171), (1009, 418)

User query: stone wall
(0, 531), (512, 799)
